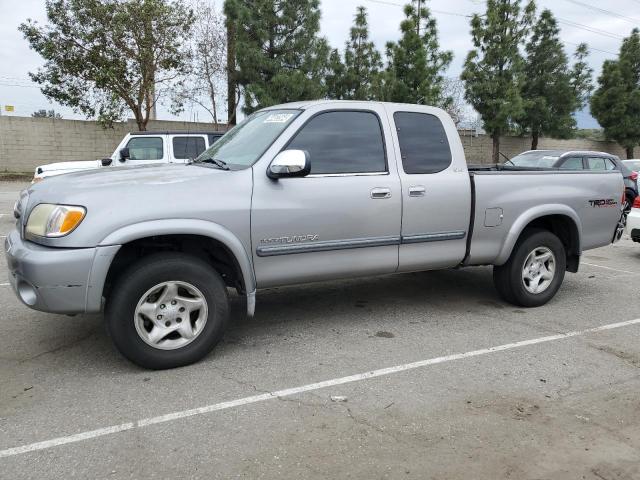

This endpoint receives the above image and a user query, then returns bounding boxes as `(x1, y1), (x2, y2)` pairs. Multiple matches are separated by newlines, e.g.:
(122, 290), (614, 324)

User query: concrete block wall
(0, 116), (227, 173)
(0, 115), (628, 173)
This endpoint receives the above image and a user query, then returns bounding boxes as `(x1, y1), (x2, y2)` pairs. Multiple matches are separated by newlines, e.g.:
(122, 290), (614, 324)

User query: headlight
(26, 204), (86, 238)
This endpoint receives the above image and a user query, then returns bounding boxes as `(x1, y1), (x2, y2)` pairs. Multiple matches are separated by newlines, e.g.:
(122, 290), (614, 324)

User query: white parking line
(0, 283), (9, 287)
(1, 317), (639, 459)
(582, 262), (639, 275)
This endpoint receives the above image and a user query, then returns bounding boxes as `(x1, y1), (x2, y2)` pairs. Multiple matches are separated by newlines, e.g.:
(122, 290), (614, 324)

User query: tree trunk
(492, 133), (500, 164)
(531, 131), (539, 150)
(226, 21), (237, 126)
(626, 146), (635, 159)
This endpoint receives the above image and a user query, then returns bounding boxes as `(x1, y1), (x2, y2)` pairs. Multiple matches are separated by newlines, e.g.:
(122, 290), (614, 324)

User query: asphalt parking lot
(1, 180), (639, 479)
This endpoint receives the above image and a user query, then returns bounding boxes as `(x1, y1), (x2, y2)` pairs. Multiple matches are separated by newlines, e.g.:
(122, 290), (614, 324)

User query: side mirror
(119, 148), (130, 162)
(101, 158), (113, 167)
(267, 150), (310, 179)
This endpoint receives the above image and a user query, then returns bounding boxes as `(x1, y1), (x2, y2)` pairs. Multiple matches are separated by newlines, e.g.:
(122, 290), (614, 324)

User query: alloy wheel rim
(134, 281), (208, 350)
(522, 247), (556, 295)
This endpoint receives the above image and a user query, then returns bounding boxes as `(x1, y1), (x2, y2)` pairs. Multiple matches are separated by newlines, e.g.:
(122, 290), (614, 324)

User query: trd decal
(588, 199), (618, 208)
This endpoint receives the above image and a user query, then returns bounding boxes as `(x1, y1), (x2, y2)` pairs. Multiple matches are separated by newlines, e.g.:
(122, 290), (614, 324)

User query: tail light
(633, 196), (640, 209)
(630, 171), (638, 182)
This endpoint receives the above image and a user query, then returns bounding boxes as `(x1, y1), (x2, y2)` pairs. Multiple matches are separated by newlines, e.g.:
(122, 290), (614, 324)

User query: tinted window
(587, 157), (607, 170)
(559, 157), (583, 170)
(125, 137), (163, 160)
(287, 111), (386, 174)
(207, 133), (223, 146)
(394, 112), (452, 174)
(173, 136), (206, 160)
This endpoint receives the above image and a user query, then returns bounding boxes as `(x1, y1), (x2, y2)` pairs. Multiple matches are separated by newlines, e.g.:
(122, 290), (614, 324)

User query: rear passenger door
(391, 109), (472, 271)
(251, 107), (402, 288)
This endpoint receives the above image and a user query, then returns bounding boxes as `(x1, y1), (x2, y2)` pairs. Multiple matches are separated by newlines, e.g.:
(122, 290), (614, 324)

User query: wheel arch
(89, 219), (256, 315)
(495, 205), (582, 272)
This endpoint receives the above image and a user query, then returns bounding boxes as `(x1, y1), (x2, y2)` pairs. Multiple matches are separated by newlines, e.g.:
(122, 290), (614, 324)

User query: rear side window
(173, 136), (206, 160)
(587, 157), (608, 170)
(394, 112), (452, 174)
(287, 111), (386, 174)
(559, 157), (583, 170)
(125, 137), (163, 160)
(208, 134), (223, 146)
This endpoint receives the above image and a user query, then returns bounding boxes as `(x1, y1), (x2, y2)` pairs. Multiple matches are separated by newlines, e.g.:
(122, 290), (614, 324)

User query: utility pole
(226, 20), (237, 126)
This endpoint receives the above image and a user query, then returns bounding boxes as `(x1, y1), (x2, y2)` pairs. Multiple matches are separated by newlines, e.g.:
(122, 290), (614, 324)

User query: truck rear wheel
(493, 229), (566, 307)
(105, 253), (229, 369)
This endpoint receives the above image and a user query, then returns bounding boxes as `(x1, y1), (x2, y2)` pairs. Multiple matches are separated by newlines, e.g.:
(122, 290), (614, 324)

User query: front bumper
(4, 230), (119, 314)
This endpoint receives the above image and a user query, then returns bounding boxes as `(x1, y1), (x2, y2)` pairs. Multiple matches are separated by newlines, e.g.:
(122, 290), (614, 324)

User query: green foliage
(462, 0), (535, 157)
(20, 0), (194, 130)
(31, 109), (62, 119)
(591, 28), (640, 157)
(326, 49), (347, 100)
(342, 6), (382, 100)
(224, 0), (330, 113)
(383, 1), (452, 106)
(518, 9), (593, 148)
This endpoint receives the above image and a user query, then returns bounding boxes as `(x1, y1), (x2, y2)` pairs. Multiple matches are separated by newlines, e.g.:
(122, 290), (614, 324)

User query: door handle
(408, 186), (426, 197)
(370, 187), (392, 199)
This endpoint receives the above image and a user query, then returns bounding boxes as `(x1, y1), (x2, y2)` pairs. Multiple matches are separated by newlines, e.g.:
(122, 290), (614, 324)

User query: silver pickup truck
(5, 101), (625, 369)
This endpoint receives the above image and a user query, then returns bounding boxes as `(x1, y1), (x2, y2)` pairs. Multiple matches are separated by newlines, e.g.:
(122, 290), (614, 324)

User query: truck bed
(465, 168), (624, 267)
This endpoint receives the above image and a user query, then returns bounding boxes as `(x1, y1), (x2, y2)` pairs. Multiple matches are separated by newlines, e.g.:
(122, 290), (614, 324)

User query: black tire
(105, 253), (229, 369)
(493, 229), (566, 308)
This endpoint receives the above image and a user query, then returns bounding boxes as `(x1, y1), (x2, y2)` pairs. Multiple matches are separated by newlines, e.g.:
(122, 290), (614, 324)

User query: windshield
(509, 151), (560, 168)
(194, 109), (301, 169)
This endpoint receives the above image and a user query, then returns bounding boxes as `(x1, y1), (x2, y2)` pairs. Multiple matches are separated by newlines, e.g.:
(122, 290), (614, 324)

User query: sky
(0, 0), (638, 128)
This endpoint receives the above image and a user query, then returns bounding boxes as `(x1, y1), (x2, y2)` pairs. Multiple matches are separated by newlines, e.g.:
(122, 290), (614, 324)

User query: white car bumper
(626, 208), (640, 242)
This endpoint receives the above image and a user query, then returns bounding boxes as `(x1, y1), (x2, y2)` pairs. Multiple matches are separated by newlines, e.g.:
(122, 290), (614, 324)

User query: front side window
(194, 109), (301, 169)
(394, 112), (452, 174)
(125, 137), (163, 160)
(287, 111), (387, 174)
(173, 136), (206, 160)
(559, 157), (583, 170)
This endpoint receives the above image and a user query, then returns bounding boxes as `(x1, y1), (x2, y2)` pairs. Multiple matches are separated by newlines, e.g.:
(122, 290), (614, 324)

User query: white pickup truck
(33, 131), (225, 181)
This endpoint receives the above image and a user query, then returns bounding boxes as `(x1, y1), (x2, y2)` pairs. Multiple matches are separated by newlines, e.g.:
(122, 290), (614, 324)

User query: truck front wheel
(105, 253), (229, 369)
(493, 229), (566, 307)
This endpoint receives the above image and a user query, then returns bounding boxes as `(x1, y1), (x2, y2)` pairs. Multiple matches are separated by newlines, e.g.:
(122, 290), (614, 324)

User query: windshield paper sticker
(264, 113), (294, 123)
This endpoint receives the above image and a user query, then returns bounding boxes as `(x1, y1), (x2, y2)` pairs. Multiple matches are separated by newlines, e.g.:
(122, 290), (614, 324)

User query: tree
(518, 10), (593, 150)
(383, 0), (452, 106)
(326, 49), (347, 99)
(20, 0), (194, 131)
(342, 6), (382, 100)
(441, 78), (468, 126)
(32, 109), (62, 119)
(223, 0), (330, 114)
(461, 0), (535, 163)
(591, 29), (640, 159)
(172, 0), (226, 128)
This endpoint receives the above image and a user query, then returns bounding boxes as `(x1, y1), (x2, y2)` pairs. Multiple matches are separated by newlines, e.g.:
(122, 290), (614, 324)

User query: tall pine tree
(342, 6), (382, 100)
(383, 0), (452, 106)
(223, 0), (330, 113)
(591, 29), (640, 159)
(462, 0), (535, 162)
(518, 10), (592, 150)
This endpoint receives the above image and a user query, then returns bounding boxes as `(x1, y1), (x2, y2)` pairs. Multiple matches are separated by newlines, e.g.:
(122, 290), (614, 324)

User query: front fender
(494, 204), (582, 265)
(97, 218), (256, 304)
